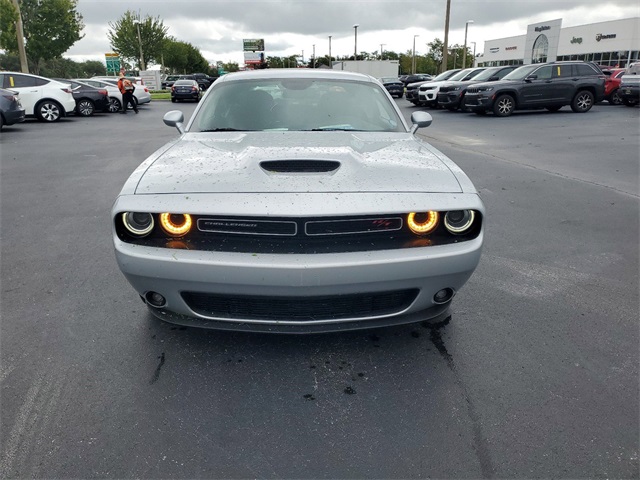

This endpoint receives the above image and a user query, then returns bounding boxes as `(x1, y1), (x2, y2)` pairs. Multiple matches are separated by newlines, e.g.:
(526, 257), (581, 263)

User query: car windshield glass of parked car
(471, 68), (508, 82)
(190, 78), (404, 132)
(502, 65), (540, 81)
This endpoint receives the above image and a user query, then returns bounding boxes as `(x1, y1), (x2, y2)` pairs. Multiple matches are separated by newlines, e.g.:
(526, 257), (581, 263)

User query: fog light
(145, 291), (166, 308)
(433, 288), (454, 304)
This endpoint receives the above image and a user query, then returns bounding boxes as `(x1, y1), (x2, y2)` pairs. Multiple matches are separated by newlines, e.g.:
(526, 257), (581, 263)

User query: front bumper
(437, 92), (461, 108)
(115, 233), (483, 332)
(464, 93), (493, 110)
(2, 107), (25, 126)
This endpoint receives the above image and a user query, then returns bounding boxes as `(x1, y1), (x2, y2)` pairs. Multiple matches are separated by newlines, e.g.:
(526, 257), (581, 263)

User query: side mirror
(410, 111), (432, 133)
(489, 76), (499, 81)
(525, 75), (537, 82)
(163, 110), (185, 134)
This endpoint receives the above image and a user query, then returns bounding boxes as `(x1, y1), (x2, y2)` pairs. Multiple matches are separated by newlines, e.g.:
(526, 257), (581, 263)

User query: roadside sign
(243, 39), (265, 52)
(105, 53), (120, 74)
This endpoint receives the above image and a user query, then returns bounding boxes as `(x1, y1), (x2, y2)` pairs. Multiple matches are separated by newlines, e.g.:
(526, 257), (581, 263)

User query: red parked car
(603, 68), (625, 105)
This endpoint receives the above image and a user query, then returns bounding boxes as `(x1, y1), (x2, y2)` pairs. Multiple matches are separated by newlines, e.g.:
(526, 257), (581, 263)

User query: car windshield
(190, 78), (405, 133)
(448, 69), (475, 81)
(502, 65), (540, 80)
(380, 77), (399, 83)
(471, 68), (501, 81)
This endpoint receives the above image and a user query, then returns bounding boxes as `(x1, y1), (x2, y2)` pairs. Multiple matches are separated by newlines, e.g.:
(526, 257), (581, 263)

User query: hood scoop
(260, 160), (341, 173)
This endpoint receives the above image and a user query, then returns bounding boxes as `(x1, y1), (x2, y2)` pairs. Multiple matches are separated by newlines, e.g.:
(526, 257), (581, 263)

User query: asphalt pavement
(1, 98), (638, 478)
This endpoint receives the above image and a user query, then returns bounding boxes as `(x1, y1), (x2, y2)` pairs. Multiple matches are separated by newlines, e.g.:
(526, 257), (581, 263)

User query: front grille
(182, 289), (419, 321)
(467, 87), (479, 94)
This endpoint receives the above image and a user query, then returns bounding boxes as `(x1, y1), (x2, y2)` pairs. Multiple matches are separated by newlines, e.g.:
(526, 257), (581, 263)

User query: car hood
(133, 131), (465, 195)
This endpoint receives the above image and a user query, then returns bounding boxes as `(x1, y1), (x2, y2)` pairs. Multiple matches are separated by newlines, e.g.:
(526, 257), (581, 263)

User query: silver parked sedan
(112, 69), (484, 333)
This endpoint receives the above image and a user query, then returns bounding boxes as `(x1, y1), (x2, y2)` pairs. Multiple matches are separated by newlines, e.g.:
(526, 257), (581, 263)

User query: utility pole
(380, 43), (385, 60)
(442, 0), (451, 73)
(10, 0), (28, 73)
(328, 35), (332, 67)
(462, 20), (474, 69)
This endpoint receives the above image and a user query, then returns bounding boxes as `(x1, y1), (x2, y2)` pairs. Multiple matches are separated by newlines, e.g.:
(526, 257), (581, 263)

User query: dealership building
(477, 17), (639, 68)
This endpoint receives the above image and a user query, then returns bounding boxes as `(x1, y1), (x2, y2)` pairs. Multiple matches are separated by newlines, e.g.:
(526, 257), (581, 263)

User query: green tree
(0, 0), (84, 74)
(162, 37), (210, 74)
(108, 10), (168, 70)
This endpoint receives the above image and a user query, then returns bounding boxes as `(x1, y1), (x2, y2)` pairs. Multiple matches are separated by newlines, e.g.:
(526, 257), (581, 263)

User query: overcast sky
(65, 0), (639, 66)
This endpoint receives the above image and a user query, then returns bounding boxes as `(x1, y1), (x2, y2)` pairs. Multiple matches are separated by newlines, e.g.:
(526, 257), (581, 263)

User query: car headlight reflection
(407, 211), (439, 235)
(444, 210), (475, 234)
(122, 212), (154, 236)
(160, 213), (193, 236)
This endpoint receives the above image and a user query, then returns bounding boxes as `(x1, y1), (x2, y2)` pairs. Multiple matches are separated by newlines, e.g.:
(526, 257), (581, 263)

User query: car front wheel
(77, 99), (95, 116)
(35, 100), (63, 122)
(493, 94), (515, 117)
(571, 90), (594, 113)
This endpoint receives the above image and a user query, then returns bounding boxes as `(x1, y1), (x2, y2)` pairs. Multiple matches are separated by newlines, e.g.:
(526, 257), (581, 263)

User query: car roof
(216, 68), (379, 85)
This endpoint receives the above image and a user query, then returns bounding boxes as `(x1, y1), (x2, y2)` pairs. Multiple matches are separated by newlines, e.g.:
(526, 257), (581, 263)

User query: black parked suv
(437, 66), (517, 111)
(464, 61), (605, 117)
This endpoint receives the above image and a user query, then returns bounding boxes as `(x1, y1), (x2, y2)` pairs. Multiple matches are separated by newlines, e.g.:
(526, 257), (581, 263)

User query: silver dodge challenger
(112, 69), (484, 333)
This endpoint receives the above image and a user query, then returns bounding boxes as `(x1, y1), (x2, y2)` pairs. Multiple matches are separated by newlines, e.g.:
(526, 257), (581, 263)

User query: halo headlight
(122, 212), (154, 236)
(160, 213), (193, 237)
(407, 211), (439, 235)
(444, 210), (475, 234)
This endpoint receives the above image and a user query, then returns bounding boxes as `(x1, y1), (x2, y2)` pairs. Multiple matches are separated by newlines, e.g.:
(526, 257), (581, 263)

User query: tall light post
(462, 20), (474, 69)
(134, 20), (146, 71)
(353, 24), (359, 60)
(312, 44), (316, 69)
(328, 35), (332, 67)
(442, 0), (451, 73)
(412, 34), (419, 74)
(380, 43), (385, 60)
(471, 41), (477, 67)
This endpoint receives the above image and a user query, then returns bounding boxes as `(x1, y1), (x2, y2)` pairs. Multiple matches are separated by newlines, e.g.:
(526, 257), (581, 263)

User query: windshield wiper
(199, 128), (242, 132)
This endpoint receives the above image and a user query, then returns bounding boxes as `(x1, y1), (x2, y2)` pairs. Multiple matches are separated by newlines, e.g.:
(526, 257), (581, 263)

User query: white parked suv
(0, 72), (76, 122)
(419, 68), (485, 107)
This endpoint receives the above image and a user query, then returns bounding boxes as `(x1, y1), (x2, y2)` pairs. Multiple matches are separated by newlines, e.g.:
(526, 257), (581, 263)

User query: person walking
(117, 74), (138, 114)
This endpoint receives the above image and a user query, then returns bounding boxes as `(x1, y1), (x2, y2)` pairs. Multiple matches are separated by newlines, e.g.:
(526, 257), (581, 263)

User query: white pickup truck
(619, 62), (640, 107)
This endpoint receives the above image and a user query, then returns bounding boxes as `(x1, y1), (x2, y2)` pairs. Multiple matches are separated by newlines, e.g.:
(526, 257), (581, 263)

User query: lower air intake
(182, 289), (419, 321)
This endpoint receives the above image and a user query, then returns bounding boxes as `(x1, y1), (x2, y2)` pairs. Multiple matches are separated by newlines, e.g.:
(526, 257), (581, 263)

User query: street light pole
(412, 34), (419, 74)
(442, 0), (451, 73)
(312, 44), (316, 69)
(471, 41), (477, 67)
(135, 20), (146, 71)
(380, 43), (385, 60)
(353, 24), (359, 61)
(328, 35), (332, 67)
(462, 20), (474, 69)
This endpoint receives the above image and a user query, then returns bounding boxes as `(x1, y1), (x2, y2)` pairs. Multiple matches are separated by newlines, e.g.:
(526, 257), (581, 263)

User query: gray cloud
(69, 0), (639, 61)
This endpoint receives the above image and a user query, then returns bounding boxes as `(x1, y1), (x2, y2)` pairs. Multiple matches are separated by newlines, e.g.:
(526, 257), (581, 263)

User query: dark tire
(397, 92), (404, 98)
(546, 106), (562, 112)
(622, 98), (638, 107)
(493, 94), (515, 117)
(608, 89), (622, 105)
(35, 100), (63, 122)
(171, 98), (176, 103)
(0, 114), (3, 131)
(108, 97), (121, 113)
(571, 90), (594, 113)
(77, 99), (95, 117)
